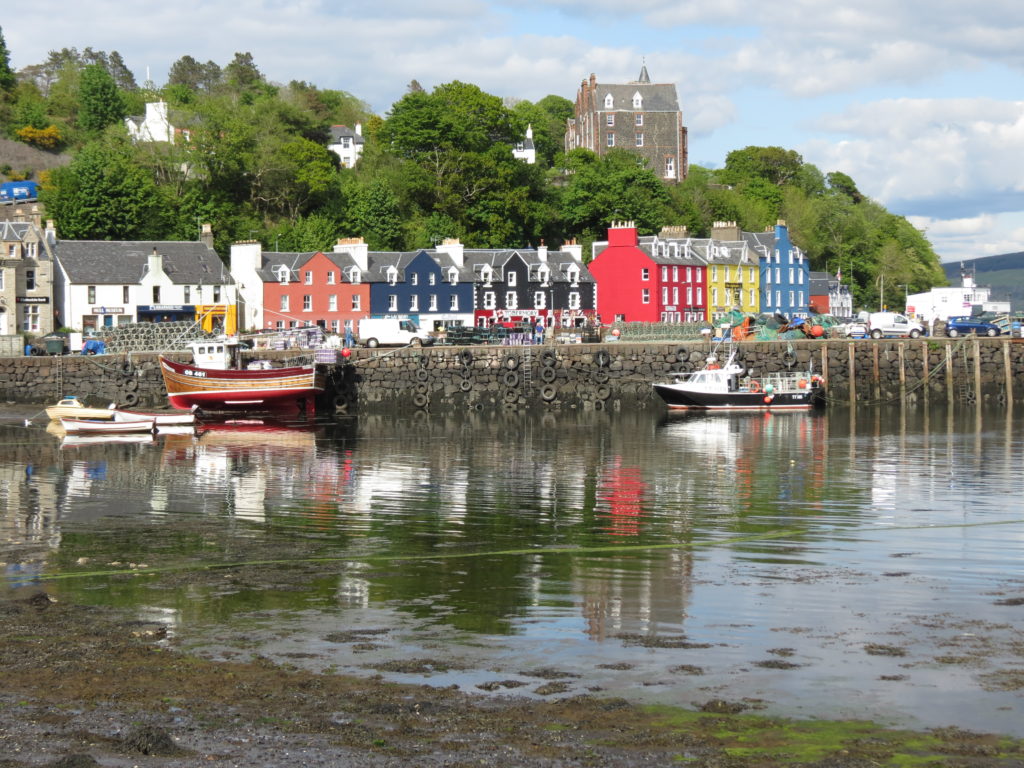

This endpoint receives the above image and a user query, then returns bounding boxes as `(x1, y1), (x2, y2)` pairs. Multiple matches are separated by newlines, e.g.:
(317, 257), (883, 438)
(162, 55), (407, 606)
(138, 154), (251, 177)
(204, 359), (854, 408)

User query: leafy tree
(42, 137), (166, 239)
(0, 26), (16, 94)
(351, 178), (404, 250)
(167, 55), (222, 93)
(106, 51), (137, 91)
(249, 135), (337, 221)
(77, 64), (125, 135)
(558, 148), (672, 244)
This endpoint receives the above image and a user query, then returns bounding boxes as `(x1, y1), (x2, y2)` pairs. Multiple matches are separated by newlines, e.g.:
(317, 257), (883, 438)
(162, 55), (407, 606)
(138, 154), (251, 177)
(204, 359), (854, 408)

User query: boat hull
(653, 383), (822, 411)
(159, 356), (325, 414)
(60, 417), (156, 434)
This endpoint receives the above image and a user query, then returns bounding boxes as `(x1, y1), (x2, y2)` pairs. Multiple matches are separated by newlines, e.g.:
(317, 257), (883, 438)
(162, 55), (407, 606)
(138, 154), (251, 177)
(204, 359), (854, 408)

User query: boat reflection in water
(160, 418), (355, 523)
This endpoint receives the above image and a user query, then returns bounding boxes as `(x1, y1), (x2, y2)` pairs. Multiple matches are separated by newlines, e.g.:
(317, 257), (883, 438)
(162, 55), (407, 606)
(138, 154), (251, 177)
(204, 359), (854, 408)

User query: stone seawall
(2, 338), (1022, 413)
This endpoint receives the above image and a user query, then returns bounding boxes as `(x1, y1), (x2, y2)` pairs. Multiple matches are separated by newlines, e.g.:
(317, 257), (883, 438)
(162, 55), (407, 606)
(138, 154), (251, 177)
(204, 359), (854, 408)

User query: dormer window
(482, 265), (493, 287)
(387, 266), (398, 286)
(604, 93), (614, 109)
(632, 91), (642, 109)
(347, 266), (361, 284)
(276, 266), (289, 285)
(568, 266), (580, 286)
(448, 267), (458, 284)
(538, 265), (550, 287)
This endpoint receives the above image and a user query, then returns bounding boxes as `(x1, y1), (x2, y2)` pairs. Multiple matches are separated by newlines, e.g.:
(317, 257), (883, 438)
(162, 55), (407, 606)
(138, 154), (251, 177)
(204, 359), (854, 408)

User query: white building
(512, 124), (536, 164)
(125, 101), (186, 144)
(54, 229), (233, 335)
(905, 265), (1010, 322)
(328, 124), (364, 168)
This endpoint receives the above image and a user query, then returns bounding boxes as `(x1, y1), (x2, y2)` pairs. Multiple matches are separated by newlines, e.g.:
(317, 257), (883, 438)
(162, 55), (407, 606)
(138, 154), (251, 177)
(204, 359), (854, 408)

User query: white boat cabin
(189, 338), (241, 370)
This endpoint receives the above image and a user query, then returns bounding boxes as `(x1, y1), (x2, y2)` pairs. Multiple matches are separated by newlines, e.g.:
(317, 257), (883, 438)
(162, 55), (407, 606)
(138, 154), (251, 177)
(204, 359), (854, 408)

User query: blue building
(754, 221), (809, 319)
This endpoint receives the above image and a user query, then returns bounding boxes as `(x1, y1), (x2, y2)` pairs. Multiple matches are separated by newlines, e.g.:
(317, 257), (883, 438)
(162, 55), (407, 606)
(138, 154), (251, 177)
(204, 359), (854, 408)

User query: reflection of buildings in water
(595, 456), (647, 537)
(1, 463), (62, 553)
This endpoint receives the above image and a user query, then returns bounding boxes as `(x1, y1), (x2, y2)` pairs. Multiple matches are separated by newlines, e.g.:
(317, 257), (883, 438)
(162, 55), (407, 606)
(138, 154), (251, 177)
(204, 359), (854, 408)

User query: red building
(262, 250), (370, 334)
(589, 222), (706, 323)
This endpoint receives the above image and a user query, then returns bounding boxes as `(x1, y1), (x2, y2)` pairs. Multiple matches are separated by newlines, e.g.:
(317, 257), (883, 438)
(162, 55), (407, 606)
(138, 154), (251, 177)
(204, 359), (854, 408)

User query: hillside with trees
(0, 26), (945, 311)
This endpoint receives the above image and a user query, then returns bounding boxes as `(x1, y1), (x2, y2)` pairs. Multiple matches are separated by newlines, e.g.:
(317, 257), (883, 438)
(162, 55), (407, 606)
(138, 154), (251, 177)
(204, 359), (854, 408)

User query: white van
(866, 312), (925, 339)
(356, 318), (432, 348)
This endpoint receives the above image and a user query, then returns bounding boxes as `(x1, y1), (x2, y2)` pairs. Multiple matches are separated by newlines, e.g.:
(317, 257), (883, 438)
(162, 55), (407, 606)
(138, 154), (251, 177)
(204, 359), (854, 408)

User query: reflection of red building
(596, 457), (647, 537)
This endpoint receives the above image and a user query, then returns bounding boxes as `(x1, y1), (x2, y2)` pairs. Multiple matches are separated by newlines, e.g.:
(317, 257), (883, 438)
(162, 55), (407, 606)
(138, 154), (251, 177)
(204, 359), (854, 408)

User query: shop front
(136, 304), (196, 324)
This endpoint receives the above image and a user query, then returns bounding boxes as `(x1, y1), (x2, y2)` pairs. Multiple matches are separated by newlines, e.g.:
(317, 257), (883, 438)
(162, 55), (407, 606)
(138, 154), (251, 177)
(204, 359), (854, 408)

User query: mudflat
(2, 592), (1022, 767)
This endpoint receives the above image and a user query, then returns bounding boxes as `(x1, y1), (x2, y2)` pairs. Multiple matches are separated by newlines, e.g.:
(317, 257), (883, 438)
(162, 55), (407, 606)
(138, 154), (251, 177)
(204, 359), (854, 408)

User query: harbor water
(2, 404), (1023, 736)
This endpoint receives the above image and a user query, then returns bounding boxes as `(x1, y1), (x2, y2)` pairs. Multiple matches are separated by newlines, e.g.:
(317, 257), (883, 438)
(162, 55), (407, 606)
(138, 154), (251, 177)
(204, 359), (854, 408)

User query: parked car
(945, 316), (1001, 337)
(865, 312), (925, 339)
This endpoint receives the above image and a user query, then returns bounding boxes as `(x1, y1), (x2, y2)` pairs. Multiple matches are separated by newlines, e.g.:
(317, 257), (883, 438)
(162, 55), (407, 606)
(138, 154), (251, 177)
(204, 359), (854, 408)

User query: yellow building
(704, 221), (760, 322)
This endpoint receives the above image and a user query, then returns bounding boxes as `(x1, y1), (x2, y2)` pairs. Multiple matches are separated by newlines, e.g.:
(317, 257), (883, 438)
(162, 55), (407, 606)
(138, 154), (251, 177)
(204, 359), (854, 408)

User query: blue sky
(6, 0), (1024, 263)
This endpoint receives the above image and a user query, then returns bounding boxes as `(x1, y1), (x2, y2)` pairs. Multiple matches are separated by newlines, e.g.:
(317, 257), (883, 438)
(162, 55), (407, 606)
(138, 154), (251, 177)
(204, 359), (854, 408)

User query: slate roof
(742, 231), (775, 259)
(56, 241), (229, 285)
(637, 235), (712, 266)
(808, 271), (831, 294)
(329, 125), (364, 145)
(594, 82), (679, 112)
(0, 221), (54, 254)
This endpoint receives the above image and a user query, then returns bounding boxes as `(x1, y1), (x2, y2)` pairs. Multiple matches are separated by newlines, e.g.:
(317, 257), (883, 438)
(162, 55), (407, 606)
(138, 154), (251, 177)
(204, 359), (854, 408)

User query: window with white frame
(410, 295), (419, 312)
(662, 286), (668, 303)
(710, 265), (717, 281)
(635, 114), (643, 126)
(661, 266), (668, 281)
(606, 133), (615, 147)
(505, 291), (517, 309)
(568, 266), (579, 285)
(26, 242), (37, 258)
(604, 94), (614, 108)
(483, 291), (496, 309)
(429, 294), (438, 311)
(775, 267), (781, 283)
(482, 266), (493, 286)
(641, 288), (650, 304)
(696, 286), (703, 305)
(686, 286), (692, 305)
(665, 156), (675, 177)
(636, 133), (644, 147)
(765, 268), (771, 284)
(749, 289), (755, 306)
(328, 295), (337, 311)
(748, 267), (754, 282)
(303, 295), (312, 311)
(280, 295), (289, 312)
(534, 291), (545, 309)
(6, 245), (16, 257)
(388, 294), (398, 311)
(276, 320), (284, 330)
(448, 267), (458, 284)
(387, 267), (397, 285)
(641, 267), (649, 281)
(348, 267), (361, 284)
(799, 291), (805, 307)
(672, 286), (678, 304)
(775, 290), (781, 306)
(87, 285), (96, 304)
(712, 287), (719, 306)
(410, 273), (418, 286)
(449, 294), (459, 311)
(327, 271), (335, 284)
(351, 294), (361, 310)
(21, 305), (39, 332)
(507, 271), (517, 287)
(788, 290), (794, 306)
(672, 266), (678, 281)
(331, 319), (339, 333)
(799, 270), (804, 284)
(0, 271), (4, 290)
(789, 267), (794, 283)
(538, 265), (550, 285)
(569, 291), (580, 309)
(184, 286), (191, 303)
(277, 266), (289, 284)
(429, 273), (436, 285)
(606, 113), (614, 126)
(304, 271), (312, 285)
(632, 92), (642, 109)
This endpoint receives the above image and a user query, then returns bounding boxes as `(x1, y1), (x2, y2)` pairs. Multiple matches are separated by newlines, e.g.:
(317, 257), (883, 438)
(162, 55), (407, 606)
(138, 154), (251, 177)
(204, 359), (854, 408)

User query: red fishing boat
(159, 338), (325, 415)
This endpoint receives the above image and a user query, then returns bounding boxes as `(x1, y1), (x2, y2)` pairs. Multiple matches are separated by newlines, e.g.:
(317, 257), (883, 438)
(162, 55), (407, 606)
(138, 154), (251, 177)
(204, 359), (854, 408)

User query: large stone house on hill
(565, 65), (688, 182)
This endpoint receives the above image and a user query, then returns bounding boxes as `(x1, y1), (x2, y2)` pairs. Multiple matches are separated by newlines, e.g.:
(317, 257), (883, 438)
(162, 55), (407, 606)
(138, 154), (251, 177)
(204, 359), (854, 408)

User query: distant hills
(943, 252), (1024, 309)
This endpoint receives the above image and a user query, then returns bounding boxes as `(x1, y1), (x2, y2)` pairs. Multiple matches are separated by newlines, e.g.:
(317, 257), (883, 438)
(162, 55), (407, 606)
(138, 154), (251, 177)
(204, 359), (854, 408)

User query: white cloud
(802, 98), (1024, 211)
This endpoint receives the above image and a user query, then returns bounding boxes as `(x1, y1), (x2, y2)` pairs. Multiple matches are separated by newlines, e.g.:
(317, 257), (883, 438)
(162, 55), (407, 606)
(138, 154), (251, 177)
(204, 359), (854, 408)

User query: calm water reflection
(2, 404), (1022, 735)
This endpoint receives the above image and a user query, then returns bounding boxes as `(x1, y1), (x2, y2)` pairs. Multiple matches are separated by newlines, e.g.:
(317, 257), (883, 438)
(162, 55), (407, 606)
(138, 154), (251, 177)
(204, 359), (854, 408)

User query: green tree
(77, 64), (125, 135)
(41, 137), (166, 239)
(167, 55), (222, 93)
(0, 26), (16, 94)
(351, 178), (404, 250)
(106, 51), (137, 91)
(558, 148), (672, 244)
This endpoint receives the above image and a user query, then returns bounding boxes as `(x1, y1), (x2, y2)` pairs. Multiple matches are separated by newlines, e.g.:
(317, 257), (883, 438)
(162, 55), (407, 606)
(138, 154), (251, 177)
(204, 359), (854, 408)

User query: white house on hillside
(125, 101), (188, 143)
(328, 124), (364, 168)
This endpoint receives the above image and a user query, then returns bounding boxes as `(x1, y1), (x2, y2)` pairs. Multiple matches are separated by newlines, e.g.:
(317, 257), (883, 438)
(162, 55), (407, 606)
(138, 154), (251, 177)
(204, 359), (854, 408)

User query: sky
(5, 0), (1024, 264)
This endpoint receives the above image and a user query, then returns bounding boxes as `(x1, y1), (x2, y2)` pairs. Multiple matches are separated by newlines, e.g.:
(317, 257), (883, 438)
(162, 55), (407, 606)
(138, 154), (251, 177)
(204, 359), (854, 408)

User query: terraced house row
(0, 206), (850, 341)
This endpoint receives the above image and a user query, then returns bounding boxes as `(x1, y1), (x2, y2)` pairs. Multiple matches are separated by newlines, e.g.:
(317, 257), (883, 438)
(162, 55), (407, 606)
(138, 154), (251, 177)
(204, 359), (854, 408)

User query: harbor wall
(2, 339), (1023, 413)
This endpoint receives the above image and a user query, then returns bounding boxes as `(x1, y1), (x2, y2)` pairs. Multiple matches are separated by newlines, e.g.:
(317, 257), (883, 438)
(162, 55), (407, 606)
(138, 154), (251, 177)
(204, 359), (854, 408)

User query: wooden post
(872, 344), (880, 401)
(973, 337), (982, 403)
(921, 340), (929, 409)
(898, 343), (906, 404)
(1003, 339), (1014, 409)
(848, 342), (856, 407)
(945, 343), (954, 406)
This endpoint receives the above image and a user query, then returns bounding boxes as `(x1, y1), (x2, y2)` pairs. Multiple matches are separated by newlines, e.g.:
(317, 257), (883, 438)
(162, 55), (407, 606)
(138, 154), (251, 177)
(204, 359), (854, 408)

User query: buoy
(765, 383), (775, 394)
(798, 379), (807, 389)
(341, 348), (352, 358)
(750, 380), (761, 393)
(611, 328), (621, 337)
(763, 396), (773, 404)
